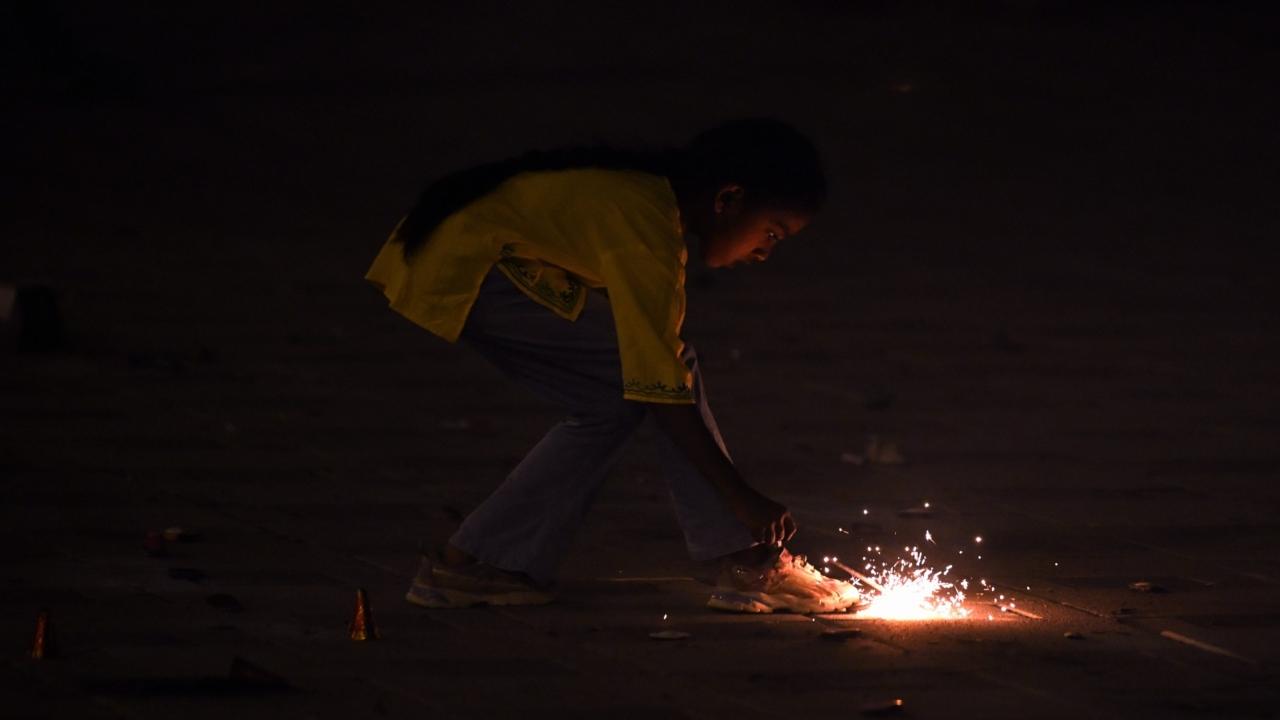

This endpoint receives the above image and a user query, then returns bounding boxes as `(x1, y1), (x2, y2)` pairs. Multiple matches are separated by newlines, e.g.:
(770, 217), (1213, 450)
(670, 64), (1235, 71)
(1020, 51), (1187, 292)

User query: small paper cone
(348, 588), (378, 641)
(31, 610), (55, 660)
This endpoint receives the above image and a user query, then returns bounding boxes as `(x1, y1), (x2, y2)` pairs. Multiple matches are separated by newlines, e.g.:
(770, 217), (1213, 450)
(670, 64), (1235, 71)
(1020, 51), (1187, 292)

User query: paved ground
(4, 3), (1279, 718)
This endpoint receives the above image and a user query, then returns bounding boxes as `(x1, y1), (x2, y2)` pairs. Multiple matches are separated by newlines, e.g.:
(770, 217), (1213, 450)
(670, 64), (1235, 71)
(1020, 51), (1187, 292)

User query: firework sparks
(847, 545), (970, 620)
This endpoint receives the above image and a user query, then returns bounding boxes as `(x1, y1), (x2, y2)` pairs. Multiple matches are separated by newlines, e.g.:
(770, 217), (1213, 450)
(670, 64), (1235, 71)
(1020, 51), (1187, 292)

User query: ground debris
(865, 435), (906, 465)
(163, 526), (203, 542)
(648, 630), (691, 641)
(1128, 581), (1166, 593)
(843, 436), (908, 466)
(1063, 631), (1084, 640)
(860, 698), (905, 716)
(819, 628), (863, 641)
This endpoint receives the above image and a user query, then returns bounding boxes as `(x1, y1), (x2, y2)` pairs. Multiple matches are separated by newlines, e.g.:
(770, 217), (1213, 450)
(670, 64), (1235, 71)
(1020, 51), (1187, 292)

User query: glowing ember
(853, 545), (970, 620)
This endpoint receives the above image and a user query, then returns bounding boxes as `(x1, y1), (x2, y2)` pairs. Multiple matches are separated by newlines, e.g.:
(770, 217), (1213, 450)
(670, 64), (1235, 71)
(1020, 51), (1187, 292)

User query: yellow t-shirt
(365, 168), (694, 404)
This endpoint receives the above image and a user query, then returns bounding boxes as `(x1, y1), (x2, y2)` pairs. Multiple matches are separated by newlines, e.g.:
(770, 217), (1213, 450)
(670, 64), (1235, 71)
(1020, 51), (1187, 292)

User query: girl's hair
(395, 117), (825, 259)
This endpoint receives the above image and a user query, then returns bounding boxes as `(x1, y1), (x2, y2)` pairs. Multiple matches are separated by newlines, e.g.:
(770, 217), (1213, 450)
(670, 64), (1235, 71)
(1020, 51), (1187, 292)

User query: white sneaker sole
(707, 589), (864, 614)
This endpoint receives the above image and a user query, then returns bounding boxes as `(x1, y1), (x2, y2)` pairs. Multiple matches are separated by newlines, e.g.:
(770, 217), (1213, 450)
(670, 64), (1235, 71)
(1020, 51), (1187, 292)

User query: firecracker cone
(348, 588), (378, 641)
(31, 610), (55, 660)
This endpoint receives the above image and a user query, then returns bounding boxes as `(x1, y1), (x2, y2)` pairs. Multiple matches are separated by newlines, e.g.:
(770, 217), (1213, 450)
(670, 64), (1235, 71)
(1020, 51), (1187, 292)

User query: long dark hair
(395, 118), (826, 259)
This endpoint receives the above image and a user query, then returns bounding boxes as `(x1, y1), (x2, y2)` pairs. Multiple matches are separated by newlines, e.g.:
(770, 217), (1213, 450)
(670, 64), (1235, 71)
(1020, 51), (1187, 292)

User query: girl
(367, 118), (860, 614)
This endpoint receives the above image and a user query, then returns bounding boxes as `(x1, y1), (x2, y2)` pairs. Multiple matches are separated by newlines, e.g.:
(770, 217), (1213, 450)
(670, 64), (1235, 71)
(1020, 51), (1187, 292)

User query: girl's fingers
(782, 513), (797, 542)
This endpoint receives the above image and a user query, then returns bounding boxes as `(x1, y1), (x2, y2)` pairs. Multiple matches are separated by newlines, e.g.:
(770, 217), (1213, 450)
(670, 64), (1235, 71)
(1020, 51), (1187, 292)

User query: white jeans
(449, 268), (754, 584)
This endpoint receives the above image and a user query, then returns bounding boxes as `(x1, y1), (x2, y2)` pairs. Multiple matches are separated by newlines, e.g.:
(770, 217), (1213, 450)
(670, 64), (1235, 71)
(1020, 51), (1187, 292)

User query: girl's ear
(714, 184), (745, 216)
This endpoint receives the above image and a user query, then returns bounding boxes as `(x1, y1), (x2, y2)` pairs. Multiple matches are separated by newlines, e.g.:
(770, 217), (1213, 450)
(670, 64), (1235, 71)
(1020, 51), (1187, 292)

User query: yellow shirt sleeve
(598, 247), (694, 404)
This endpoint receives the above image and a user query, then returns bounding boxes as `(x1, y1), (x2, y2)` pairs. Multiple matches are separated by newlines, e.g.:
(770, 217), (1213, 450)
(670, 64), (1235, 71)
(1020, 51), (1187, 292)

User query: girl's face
(697, 186), (812, 269)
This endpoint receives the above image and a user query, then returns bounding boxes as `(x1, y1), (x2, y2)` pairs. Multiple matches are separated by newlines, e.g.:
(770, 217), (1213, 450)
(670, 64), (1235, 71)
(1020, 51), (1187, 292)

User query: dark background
(6, 1), (1277, 443)
(3, 3), (1279, 717)
(7, 2), (1278, 273)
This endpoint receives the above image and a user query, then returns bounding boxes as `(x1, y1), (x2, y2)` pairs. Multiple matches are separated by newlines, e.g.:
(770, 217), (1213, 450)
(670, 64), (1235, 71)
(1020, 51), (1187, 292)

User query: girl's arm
(646, 402), (796, 545)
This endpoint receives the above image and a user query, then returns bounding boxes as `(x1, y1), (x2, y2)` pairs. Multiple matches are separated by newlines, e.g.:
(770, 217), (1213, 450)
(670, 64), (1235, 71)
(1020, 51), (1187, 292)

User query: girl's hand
(644, 403), (797, 544)
(733, 491), (797, 545)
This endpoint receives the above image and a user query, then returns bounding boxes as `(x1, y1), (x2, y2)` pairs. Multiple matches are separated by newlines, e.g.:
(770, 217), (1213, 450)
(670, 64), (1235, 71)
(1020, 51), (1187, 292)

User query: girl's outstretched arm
(646, 402), (796, 545)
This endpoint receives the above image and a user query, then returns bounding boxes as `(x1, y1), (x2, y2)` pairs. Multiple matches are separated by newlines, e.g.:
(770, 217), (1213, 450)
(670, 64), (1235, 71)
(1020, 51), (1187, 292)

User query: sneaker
(707, 547), (864, 614)
(404, 553), (554, 608)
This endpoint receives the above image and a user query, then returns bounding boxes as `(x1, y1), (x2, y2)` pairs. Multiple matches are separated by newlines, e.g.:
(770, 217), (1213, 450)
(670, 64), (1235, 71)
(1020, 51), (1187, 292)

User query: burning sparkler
(833, 542), (971, 620)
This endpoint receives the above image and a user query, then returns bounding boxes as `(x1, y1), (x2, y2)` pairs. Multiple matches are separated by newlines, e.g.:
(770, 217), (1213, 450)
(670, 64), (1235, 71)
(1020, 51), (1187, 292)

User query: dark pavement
(4, 3), (1279, 718)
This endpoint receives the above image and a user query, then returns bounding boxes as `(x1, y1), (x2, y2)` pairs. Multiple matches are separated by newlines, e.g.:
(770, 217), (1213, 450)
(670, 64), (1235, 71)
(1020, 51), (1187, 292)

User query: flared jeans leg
(448, 269), (754, 585)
